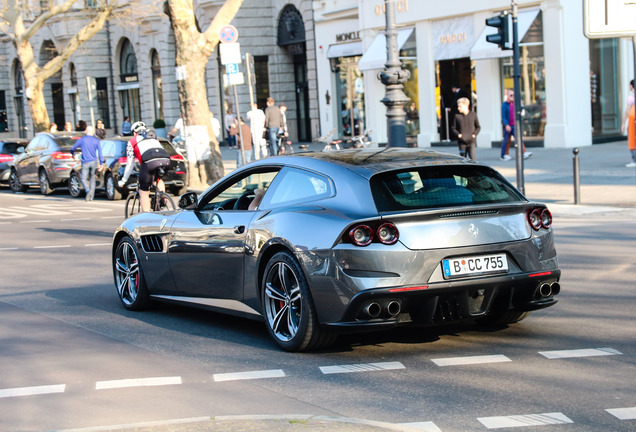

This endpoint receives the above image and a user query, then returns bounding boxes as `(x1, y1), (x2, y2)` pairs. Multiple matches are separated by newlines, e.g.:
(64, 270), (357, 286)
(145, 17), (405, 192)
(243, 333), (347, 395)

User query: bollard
(444, 108), (451, 142)
(572, 148), (580, 205)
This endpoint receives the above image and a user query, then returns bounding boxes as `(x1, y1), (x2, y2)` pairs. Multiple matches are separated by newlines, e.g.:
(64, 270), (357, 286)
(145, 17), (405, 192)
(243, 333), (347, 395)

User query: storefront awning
(358, 28), (414, 71)
(470, 9), (540, 60)
(326, 41), (364, 58)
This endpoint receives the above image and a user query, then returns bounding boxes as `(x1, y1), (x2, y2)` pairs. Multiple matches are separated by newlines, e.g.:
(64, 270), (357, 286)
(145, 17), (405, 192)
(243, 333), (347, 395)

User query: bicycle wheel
(125, 192), (141, 218)
(155, 192), (175, 212)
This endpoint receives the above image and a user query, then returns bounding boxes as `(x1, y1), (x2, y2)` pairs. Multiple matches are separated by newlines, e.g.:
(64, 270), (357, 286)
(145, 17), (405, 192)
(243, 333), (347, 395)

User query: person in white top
(169, 118), (185, 143)
(210, 111), (221, 140)
(247, 102), (266, 159)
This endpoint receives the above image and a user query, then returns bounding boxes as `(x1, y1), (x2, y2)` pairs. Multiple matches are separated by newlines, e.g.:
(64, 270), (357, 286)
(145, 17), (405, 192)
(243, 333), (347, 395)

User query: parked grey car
(0, 138), (29, 185)
(112, 148), (561, 352)
(9, 132), (83, 195)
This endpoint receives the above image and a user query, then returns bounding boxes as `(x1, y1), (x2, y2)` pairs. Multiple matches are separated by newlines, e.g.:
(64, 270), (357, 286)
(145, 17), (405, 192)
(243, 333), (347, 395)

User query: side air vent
(140, 234), (164, 253)
(439, 209), (499, 218)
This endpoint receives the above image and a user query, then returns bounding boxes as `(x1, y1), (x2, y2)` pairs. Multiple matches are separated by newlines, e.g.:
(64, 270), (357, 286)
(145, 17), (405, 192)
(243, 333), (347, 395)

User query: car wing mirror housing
(178, 192), (198, 210)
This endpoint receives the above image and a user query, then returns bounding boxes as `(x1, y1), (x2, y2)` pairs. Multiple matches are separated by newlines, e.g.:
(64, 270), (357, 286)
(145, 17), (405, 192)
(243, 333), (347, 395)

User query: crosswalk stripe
(95, 376), (182, 390)
(431, 354), (511, 367)
(213, 369), (285, 382)
(0, 384), (66, 398)
(33, 245), (71, 249)
(319, 361), (405, 375)
(606, 407), (636, 420)
(539, 348), (622, 359)
(396, 421), (442, 431)
(478, 412), (573, 429)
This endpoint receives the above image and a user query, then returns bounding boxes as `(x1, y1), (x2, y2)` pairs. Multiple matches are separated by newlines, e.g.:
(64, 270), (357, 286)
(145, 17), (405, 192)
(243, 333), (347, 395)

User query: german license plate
(442, 253), (508, 278)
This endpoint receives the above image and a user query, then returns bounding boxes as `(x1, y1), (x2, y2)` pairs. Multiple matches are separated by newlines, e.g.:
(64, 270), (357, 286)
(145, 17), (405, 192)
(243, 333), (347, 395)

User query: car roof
(0, 138), (29, 145)
(252, 148), (482, 179)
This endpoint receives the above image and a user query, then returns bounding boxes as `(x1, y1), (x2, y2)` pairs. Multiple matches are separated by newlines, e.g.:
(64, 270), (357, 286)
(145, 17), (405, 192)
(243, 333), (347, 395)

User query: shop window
(0, 91), (7, 132)
(589, 38), (620, 136)
(96, 78), (110, 129)
(254, 56), (270, 109)
(400, 31), (419, 137)
(151, 50), (164, 121)
(335, 56), (365, 137)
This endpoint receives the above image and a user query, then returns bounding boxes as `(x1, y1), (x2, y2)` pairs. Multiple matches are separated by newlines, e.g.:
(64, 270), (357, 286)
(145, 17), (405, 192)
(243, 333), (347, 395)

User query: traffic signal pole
(511, 0), (525, 195)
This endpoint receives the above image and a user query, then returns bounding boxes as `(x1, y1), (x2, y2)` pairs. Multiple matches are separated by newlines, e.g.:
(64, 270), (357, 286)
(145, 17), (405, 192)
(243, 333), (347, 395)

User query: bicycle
(312, 128), (341, 151)
(124, 172), (175, 218)
(349, 129), (374, 148)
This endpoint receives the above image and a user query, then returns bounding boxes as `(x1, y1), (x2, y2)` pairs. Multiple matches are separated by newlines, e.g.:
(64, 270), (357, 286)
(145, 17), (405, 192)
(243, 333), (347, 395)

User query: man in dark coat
(451, 97), (481, 160)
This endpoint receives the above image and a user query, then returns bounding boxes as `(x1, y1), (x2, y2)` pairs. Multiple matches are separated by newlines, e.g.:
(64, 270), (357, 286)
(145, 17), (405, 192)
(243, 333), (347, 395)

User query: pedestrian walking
(210, 111), (221, 141)
(621, 80), (634, 135)
(264, 97), (283, 157)
(501, 89), (531, 160)
(232, 117), (254, 166)
(247, 102), (266, 158)
(70, 125), (104, 201)
(225, 109), (237, 148)
(626, 104), (636, 167)
(451, 97), (481, 160)
(121, 116), (132, 136)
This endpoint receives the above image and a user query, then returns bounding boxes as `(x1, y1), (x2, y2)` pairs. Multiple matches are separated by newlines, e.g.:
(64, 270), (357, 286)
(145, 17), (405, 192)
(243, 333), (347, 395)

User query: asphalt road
(1, 184), (635, 432)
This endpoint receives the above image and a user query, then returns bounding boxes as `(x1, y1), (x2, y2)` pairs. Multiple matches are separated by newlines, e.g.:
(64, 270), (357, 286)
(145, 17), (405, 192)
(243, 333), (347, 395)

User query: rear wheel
(262, 251), (336, 352)
(155, 192), (175, 211)
(68, 171), (83, 198)
(105, 174), (122, 200)
(113, 236), (150, 310)
(125, 192), (141, 218)
(39, 169), (53, 195)
(9, 169), (27, 193)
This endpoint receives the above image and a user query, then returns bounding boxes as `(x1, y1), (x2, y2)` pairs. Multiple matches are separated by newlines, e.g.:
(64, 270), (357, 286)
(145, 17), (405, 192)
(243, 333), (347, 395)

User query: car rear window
(1, 143), (25, 154)
(370, 165), (525, 212)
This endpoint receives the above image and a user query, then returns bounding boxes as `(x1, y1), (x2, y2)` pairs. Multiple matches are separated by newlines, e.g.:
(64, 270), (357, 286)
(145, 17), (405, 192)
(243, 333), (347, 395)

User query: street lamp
(379, 0), (410, 148)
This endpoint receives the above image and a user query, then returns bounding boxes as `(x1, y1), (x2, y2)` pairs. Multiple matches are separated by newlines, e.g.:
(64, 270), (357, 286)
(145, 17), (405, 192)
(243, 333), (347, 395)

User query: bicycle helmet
(131, 121), (146, 135)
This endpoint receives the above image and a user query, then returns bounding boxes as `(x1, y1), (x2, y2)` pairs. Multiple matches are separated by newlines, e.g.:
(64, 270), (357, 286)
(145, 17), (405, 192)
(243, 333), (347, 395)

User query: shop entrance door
(437, 57), (472, 140)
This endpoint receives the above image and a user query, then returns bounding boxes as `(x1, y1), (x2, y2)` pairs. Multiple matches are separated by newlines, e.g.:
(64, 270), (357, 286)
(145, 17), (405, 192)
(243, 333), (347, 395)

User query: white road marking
(95, 376), (182, 390)
(19, 220), (50, 223)
(213, 369), (285, 382)
(478, 412), (573, 429)
(33, 245), (71, 249)
(0, 384), (66, 398)
(539, 348), (622, 359)
(431, 354), (511, 367)
(61, 217), (90, 221)
(101, 215), (124, 219)
(0, 247), (18, 251)
(319, 361), (405, 375)
(606, 407), (636, 420)
(0, 221), (11, 224)
(397, 421), (442, 431)
(85, 243), (111, 247)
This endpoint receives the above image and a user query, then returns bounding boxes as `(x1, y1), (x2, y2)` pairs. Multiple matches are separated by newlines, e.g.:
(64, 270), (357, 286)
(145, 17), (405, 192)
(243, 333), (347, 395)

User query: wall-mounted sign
(432, 16), (474, 61)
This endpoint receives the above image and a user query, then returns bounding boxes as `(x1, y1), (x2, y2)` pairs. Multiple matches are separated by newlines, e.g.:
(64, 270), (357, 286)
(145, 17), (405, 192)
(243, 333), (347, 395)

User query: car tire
(39, 169), (53, 195)
(478, 310), (530, 326)
(113, 236), (151, 311)
(105, 174), (122, 200)
(68, 171), (83, 198)
(9, 169), (27, 193)
(262, 250), (336, 352)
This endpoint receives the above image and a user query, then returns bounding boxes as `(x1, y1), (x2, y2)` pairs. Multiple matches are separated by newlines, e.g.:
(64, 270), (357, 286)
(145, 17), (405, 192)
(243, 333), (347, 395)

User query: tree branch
(20, 0), (77, 43)
(201, 0), (244, 54)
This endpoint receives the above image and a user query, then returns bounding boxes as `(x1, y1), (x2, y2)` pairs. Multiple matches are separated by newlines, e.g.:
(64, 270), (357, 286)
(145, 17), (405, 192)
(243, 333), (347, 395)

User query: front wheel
(262, 251), (335, 352)
(155, 192), (174, 212)
(113, 236), (150, 310)
(125, 192), (141, 218)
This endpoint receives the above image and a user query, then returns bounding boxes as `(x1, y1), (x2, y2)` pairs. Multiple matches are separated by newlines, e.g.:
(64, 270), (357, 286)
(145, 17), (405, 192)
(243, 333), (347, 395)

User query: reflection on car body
(112, 148), (561, 352)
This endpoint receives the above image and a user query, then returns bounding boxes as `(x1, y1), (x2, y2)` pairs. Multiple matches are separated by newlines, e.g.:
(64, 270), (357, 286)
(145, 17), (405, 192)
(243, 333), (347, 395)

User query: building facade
(314, 0), (634, 149)
(0, 0), (319, 144)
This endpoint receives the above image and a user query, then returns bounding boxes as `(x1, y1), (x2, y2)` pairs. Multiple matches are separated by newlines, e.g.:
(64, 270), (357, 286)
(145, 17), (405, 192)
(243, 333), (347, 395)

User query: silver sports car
(112, 148), (561, 352)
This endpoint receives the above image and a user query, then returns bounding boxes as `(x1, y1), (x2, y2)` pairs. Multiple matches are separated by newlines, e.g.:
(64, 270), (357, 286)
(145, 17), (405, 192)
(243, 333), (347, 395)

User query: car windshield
(370, 165), (525, 212)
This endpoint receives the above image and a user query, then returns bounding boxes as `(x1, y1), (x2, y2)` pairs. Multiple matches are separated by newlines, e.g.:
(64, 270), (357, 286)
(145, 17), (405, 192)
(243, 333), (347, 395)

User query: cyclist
(119, 122), (171, 212)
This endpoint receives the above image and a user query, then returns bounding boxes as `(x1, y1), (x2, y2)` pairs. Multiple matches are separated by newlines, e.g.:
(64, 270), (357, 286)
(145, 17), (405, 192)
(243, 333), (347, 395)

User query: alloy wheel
(264, 261), (302, 342)
(114, 239), (141, 307)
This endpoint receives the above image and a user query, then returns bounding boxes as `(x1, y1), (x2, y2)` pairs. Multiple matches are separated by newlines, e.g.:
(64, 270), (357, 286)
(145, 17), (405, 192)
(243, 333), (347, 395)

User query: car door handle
(234, 225), (245, 234)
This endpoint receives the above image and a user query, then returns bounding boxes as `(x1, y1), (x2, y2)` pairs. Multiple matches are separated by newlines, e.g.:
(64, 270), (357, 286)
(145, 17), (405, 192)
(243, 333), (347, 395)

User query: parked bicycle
(124, 169), (175, 218)
(313, 128), (341, 151)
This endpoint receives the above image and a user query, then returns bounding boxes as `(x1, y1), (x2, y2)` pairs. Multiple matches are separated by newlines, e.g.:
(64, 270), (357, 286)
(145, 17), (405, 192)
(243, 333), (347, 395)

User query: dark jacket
(264, 105), (283, 129)
(451, 111), (481, 145)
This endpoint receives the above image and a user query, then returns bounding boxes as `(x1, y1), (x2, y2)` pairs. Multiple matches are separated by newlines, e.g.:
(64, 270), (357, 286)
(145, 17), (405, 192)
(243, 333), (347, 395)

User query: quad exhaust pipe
(363, 300), (402, 319)
(538, 282), (561, 298)
(364, 302), (381, 319)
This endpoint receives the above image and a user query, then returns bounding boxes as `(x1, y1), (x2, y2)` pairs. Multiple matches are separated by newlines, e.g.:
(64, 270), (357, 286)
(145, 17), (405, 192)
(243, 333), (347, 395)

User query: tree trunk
(15, 40), (50, 132)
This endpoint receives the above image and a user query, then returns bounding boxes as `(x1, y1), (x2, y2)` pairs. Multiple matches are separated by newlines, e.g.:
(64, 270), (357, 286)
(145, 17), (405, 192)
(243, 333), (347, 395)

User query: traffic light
(485, 12), (511, 50)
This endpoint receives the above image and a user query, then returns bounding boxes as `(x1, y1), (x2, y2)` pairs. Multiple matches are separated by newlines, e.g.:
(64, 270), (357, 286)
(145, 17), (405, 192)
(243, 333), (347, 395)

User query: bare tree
(165, 0), (243, 185)
(0, 0), (128, 133)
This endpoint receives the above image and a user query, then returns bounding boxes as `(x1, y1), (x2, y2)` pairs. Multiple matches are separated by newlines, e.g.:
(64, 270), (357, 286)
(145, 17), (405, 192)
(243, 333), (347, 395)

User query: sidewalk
(213, 140), (636, 215)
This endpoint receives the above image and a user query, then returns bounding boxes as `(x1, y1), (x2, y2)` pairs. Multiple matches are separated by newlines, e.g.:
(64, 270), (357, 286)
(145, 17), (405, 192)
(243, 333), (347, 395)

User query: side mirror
(178, 192), (198, 210)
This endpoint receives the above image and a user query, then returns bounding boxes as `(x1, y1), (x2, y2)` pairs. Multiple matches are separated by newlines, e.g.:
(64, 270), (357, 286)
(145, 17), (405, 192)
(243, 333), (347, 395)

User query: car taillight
(528, 207), (552, 230)
(0, 154), (13, 163)
(51, 151), (73, 160)
(347, 222), (400, 247)
(170, 154), (185, 161)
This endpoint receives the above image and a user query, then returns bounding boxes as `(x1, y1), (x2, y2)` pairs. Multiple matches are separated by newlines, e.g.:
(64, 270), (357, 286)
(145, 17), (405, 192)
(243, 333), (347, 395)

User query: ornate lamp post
(379, 0), (410, 147)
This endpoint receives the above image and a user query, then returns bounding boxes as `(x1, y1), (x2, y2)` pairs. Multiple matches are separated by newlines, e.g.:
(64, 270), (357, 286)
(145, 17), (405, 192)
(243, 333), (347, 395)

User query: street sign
(224, 72), (245, 86)
(584, 0), (636, 38)
(226, 63), (239, 74)
(219, 24), (239, 43)
(220, 42), (242, 65)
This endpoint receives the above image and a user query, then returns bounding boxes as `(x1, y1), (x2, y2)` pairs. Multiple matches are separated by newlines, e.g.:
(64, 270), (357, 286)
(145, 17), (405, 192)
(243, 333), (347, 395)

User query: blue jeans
(501, 125), (515, 157)
(268, 128), (279, 157)
(81, 159), (98, 200)
(227, 131), (236, 148)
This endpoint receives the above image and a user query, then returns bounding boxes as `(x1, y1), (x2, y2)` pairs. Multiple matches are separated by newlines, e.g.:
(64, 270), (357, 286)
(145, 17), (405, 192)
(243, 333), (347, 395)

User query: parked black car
(69, 136), (188, 200)
(0, 138), (29, 186)
(9, 132), (83, 195)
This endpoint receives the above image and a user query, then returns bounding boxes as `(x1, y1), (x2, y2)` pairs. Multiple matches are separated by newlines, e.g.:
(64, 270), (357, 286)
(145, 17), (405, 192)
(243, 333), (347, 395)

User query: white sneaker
(500, 154), (512, 160)
(626, 162), (636, 168)
(523, 151), (533, 159)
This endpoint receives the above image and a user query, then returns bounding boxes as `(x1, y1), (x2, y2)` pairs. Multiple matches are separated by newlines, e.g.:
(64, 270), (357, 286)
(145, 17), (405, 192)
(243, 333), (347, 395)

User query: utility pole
(511, 0), (525, 194)
(379, 0), (410, 147)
